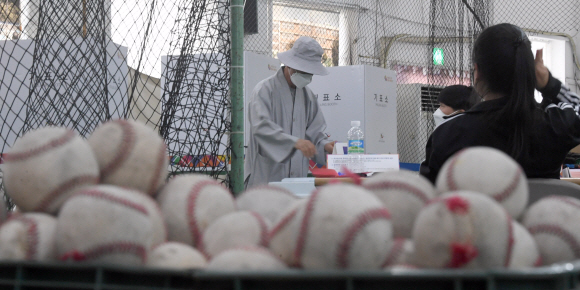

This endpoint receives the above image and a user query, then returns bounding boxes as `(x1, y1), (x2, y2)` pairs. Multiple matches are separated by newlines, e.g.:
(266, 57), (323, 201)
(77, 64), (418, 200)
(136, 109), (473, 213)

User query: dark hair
(437, 85), (475, 111)
(472, 23), (538, 158)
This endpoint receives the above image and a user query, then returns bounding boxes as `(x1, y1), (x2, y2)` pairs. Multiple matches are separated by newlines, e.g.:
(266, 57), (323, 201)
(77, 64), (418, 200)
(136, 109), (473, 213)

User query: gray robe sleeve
(305, 90), (331, 166)
(249, 84), (299, 163)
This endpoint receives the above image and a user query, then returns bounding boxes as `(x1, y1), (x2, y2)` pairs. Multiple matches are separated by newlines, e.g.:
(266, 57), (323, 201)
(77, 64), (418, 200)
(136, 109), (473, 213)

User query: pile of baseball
(0, 122), (578, 272)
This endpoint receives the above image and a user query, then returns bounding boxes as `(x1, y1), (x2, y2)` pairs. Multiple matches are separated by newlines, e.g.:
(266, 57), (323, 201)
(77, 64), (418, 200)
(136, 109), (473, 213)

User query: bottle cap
(351, 121), (360, 127)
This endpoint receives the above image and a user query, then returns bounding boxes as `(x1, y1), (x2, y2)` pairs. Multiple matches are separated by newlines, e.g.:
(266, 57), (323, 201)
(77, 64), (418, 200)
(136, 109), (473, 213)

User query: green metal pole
(230, 0), (244, 195)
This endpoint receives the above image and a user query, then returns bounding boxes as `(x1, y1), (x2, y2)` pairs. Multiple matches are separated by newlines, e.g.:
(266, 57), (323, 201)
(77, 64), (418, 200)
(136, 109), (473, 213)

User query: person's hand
(294, 139), (316, 158)
(535, 49), (550, 90)
(324, 141), (335, 154)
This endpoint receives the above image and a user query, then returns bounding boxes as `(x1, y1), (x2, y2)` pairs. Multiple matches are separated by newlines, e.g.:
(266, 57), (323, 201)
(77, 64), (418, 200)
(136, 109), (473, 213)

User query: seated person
(420, 23), (580, 184)
(433, 85), (476, 128)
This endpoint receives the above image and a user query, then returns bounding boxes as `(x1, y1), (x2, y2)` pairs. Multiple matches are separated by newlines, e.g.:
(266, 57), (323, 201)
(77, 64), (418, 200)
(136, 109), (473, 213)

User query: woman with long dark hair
(420, 23), (580, 183)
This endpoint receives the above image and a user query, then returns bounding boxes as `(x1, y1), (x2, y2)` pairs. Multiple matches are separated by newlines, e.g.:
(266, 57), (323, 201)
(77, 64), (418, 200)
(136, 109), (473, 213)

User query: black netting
(0, 0), (232, 194)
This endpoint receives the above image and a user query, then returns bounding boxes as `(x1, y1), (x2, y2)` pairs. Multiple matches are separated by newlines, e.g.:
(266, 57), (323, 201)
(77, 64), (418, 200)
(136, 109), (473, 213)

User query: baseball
(87, 119), (168, 196)
(363, 170), (436, 238)
(381, 238), (415, 268)
(0, 213), (57, 261)
(509, 220), (541, 269)
(522, 195), (580, 266)
(435, 147), (528, 219)
(207, 246), (287, 271)
(199, 211), (270, 258)
(268, 199), (307, 265)
(3, 126), (99, 214)
(270, 183), (393, 269)
(156, 174), (235, 247)
(147, 242), (207, 269)
(235, 185), (297, 224)
(56, 185), (155, 265)
(131, 192), (167, 248)
(412, 191), (513, 269)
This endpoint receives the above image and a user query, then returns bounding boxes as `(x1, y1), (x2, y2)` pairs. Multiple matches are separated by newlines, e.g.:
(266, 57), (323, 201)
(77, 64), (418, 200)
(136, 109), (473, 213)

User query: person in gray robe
(245, 36), (334, 189)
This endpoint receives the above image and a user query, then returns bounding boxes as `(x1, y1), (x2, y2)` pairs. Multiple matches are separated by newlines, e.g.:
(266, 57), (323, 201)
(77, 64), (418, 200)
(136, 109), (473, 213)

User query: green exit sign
(433, 48), (444, 65)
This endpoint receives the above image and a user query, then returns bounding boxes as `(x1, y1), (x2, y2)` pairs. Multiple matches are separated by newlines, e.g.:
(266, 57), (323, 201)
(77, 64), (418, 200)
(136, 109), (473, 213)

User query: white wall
(21, 0), (111, 40)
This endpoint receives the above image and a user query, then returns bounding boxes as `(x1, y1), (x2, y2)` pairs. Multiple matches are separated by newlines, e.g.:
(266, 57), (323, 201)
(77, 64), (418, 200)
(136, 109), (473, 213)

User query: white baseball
(435, 147), (528, 219)
(88, 119), (168, 196)
(207, 246), (287, 271)
(199, 211), (270, 258)
(3, 126), (99, 214)
(509, 220), (541, 269)
(363, 170), (436, 238)
(56, 185), (155, 265)
(131, 192), (167, 248)
(268, 199), (307, 265)
(522, 195), (580, 266)
(0, 213), (57, 261)
(236, 185), (297, 224)
(413, 191), (513, 269)
(147, 242), (207, 269)
(156, 174), (235, 247)
(270, 184), (393, 269)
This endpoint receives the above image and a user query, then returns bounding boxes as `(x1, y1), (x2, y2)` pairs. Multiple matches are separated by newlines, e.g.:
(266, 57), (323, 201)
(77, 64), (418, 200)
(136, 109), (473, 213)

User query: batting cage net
(0, 0), (578, 199)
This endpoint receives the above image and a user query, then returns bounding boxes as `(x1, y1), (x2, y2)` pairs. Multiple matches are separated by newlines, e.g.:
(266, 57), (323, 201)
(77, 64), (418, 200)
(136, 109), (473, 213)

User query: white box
(308, 65), (398, 154)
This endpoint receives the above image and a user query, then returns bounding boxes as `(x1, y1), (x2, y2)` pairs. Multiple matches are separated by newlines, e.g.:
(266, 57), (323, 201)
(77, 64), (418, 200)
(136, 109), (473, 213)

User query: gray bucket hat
(277, 36), (329, 76)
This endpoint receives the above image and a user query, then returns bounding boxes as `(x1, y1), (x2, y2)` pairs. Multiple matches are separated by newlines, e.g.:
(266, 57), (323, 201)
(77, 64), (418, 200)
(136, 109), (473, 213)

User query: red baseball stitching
(4, 130), (75, 162)
(364, 181), (430, 204)
(542, 195), (580, 210)
(381, 238), (406, 268)
(60, 241), (147, 263)
(445, 149), (467, 191)
(492, 168), (522, 203)
(187, 179), (222, 246)
(337, 207), (391, 268)
(99, 120), (135, 179)
(504, 214), (514, 267)
(293, 189), (320, 268)
(250, 211), (270, 247)
(34, 175), (99, 212)
(528, 224), (580, 258)
(268, 207), (299, 240)
(14, 216), (39, 260)
(76, 189), (148, 216)
(445, 196), (470, 214)
(147, 142), (167, 196)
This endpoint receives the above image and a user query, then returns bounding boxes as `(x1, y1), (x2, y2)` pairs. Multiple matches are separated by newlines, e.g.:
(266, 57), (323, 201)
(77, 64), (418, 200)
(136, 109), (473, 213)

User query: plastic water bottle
(347, 120), (364, 173)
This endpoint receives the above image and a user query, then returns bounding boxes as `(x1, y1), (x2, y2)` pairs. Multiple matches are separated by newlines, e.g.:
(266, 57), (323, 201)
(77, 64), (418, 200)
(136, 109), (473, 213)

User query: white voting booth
(309, 66), (398, 154)
(243, 52), (398, 196)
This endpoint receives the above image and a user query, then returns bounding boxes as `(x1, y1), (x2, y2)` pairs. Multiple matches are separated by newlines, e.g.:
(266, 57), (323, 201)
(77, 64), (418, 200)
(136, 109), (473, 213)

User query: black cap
(437, 85), (475, 111)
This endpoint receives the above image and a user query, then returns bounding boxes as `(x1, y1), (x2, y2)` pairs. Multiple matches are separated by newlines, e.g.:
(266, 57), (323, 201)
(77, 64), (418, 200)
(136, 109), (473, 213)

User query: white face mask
(433, 108), (461, 128)
(433, 108), (446, 128)
(290, 69), (313, 89)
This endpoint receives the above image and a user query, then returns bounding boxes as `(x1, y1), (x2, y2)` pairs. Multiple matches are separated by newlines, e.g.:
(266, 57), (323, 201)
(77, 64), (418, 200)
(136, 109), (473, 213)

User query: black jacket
(420, 76), (580, 183)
